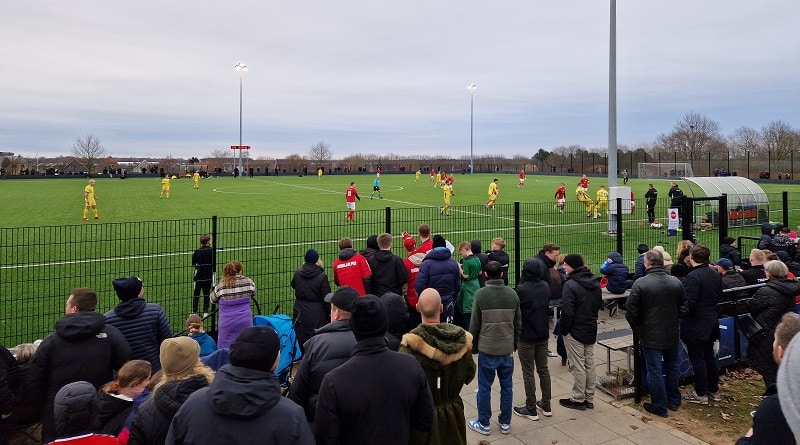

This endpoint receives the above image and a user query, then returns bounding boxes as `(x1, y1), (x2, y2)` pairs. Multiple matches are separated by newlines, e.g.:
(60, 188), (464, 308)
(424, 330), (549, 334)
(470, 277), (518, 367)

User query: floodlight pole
(235, 63), (248, 176)
(607, 0), (619, 235)
(468, 83), (477, 174)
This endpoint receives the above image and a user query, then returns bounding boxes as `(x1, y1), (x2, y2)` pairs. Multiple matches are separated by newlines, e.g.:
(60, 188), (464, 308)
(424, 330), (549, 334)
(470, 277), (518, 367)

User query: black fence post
(514, 201), (521, 287)
(783, 191), (789, 227)
(210, 214), (218, 334)
(719, 194), (728, 246)
(615, 198), (623, 254)
(385, 206), (392, 235)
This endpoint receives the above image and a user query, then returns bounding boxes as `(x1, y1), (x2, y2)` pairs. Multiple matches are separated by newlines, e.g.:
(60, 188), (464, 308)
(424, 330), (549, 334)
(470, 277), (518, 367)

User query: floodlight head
(235, 63), (248, 72)
(467, 82), (477, 91)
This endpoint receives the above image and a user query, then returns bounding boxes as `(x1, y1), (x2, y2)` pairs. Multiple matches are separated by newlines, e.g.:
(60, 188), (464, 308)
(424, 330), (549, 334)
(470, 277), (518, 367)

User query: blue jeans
(476, 352), (514, 425)
(641, 344), (681, 414)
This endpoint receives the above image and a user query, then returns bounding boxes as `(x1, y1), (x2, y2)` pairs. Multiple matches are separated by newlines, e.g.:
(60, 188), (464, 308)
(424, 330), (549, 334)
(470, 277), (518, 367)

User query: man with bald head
(400, 288), (476, 445)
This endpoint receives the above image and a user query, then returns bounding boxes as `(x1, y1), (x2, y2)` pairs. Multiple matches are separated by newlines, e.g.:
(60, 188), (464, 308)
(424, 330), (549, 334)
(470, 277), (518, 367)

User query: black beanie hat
(112, 276), (143, 302)
(304, 249), (319, 264)
(433, 235), (446, 248)
(563, 254), (584, 269)
(229, 326), (281, 373)
(349, 294), (388, 342)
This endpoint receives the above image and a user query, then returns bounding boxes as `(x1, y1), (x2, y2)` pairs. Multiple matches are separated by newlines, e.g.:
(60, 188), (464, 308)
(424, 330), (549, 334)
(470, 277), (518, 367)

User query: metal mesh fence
(1, 196), (790, 346)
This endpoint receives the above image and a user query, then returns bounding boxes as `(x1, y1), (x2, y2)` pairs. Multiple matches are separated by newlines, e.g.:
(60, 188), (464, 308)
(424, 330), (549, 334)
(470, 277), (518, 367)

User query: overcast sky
(2, 1), (798, 160)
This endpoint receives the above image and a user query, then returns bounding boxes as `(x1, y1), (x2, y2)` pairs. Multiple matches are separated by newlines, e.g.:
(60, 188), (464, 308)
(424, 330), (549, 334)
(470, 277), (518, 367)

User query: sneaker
(682, 390), (708, 405)
(497, 422), (510, 435)
(559, 398), (586, 411)
(547, 350), (558, 357)
(467, 419), (490, 436)
(609, 304), (619, 317)
(562, 357), (568, 366)
(584, 401), (594, 409)
(536, 401), (553, 417)
(513, 406), (539, 421)
(709, 391), (721, 402)
(668, 404), (680, 412)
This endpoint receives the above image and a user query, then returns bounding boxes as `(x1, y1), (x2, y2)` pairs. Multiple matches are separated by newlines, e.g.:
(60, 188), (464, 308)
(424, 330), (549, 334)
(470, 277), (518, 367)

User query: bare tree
(729, 126), (761, 157)
(761, 120), (797, 160)
(71, 135), (106, 173)
(308, 141), (333, 166)
(160, 156), (180, 175)
(662, 112), (723, 161)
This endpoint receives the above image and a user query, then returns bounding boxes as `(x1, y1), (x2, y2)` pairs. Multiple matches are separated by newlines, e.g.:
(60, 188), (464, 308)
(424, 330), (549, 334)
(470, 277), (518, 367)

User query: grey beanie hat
(778, 334), (800, 441)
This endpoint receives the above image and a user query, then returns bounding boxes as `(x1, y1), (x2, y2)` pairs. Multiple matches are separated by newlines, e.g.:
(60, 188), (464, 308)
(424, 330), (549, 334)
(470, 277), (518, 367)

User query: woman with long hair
(91, 360), (151, 437)
(128, 337), (214, 445)
(210, 261), (256, 349)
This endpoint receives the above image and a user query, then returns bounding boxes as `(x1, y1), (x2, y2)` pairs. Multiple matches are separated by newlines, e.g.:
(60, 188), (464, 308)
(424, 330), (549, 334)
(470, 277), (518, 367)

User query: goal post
(637, 162), (693, 180)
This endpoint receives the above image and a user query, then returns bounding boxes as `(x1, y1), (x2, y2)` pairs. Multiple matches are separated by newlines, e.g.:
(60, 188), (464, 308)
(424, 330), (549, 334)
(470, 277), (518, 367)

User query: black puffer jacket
(128, 374), (209, 445)
(105, 299), (173, 371)
(28, 311), (131, 443)
(90, 390), (134, 436)
(559, 267), (602, 344)
(368, 250), (409, 296)
(515, 259), (551, 344)
(745, 278), (800, 383)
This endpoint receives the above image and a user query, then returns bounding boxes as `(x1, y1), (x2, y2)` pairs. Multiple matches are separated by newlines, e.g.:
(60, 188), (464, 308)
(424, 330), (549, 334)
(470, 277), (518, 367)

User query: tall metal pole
(607, 0), (619, 235)
(468, 83), (477, 174)
(234, 63), (248, 176)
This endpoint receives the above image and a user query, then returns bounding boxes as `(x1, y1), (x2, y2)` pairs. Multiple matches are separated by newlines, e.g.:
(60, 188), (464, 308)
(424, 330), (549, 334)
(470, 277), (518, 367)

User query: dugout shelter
(678, 176), (769, 228)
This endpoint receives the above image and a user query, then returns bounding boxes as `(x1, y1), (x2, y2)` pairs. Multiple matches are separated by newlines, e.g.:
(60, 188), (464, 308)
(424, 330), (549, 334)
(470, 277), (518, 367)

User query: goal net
(637, 162), (693, 180)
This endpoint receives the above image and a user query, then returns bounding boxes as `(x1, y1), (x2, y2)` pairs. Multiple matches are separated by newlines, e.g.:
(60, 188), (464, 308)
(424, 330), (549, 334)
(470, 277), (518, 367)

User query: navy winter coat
(600, 252), (629, 294)
(415, 248), (461, 303)
(105, 299), (173, 371)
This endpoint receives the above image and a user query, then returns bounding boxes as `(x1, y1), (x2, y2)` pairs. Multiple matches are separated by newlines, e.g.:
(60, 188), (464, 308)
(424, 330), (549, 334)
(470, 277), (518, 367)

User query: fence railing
(2, 194), (792, 346)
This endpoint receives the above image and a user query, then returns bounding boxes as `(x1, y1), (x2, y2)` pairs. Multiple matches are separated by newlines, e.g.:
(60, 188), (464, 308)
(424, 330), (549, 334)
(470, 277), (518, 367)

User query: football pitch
(0, 172), (789, 345)
(1, 172), (662, 225)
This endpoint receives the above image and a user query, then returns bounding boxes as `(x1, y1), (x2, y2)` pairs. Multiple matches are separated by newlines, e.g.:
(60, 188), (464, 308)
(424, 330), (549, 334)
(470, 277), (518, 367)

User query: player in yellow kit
(318, 167), (323, 181)
(415, 169), (421, 182)
(576, 185), (595, 217)
(192, 171), (200, 189)
(82, 179), (99, 221)
(160, 174), (171, 198)
(595, 185), (609, 218)
(485, 178), (499, 210)
(441, 178), (454, 216)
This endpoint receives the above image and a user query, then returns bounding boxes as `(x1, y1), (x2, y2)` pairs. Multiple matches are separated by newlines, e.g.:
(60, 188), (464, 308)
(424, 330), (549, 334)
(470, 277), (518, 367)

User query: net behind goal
(637, 163), (693, 180)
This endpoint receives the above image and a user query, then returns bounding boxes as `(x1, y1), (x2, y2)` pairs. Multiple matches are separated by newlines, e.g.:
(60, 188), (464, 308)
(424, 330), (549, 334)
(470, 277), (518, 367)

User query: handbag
(738, 313), (764, 340)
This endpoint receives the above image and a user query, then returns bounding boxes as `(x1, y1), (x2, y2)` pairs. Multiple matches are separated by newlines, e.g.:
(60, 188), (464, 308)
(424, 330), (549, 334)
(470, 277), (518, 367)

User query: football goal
(637, 162), (693, 180)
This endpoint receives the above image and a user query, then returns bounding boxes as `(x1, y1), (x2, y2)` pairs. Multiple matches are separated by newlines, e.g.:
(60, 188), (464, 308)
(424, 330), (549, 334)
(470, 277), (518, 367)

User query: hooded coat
(52, 381), (121, 444)
(105, 299), (173, 371)
(165, 366), (313, 445)
(515, 259), (552, 344)
(486, 249), (511, 286)
(90, 390), (135, 437)
(291, 262), (332, 348)
(415, 248), (461, 304)
(28, 312), (130, 443)
(368, 249), (409, 297)
(757, 223), (774, 250)
(128, 374), (210, 445)
(399, 324), (476, 445)
(599, 252), (629, 294)
(745, 278), (800, 383)
(314, 337), (434, 445)
(332, 248), (372, 295)
(625, 267), (684, 350)
(720, 243), (742, 266)
(403, 251), (426, 307)
(559, 266), (602, 344)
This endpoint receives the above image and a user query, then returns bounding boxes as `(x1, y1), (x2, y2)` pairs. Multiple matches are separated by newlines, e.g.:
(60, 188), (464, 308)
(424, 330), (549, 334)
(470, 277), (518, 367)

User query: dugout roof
(680, 176), (768, 211)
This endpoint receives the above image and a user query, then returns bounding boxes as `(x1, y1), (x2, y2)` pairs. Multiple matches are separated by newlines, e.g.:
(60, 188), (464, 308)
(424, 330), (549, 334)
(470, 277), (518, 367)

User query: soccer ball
(651, 222), (663, 229)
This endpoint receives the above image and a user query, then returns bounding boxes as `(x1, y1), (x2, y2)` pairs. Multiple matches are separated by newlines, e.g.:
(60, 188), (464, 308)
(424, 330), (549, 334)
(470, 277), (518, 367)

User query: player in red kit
(579, 175), (589, 192)
(554, 182), (566, 213)
(345, 181), (360, 222)
(518, 170), (525, 187)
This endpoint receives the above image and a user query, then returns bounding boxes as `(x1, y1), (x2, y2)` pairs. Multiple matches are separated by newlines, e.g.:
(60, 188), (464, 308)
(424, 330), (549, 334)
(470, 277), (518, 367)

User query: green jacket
(457, 256), (482, 314)
(469, 279), (521, 355)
